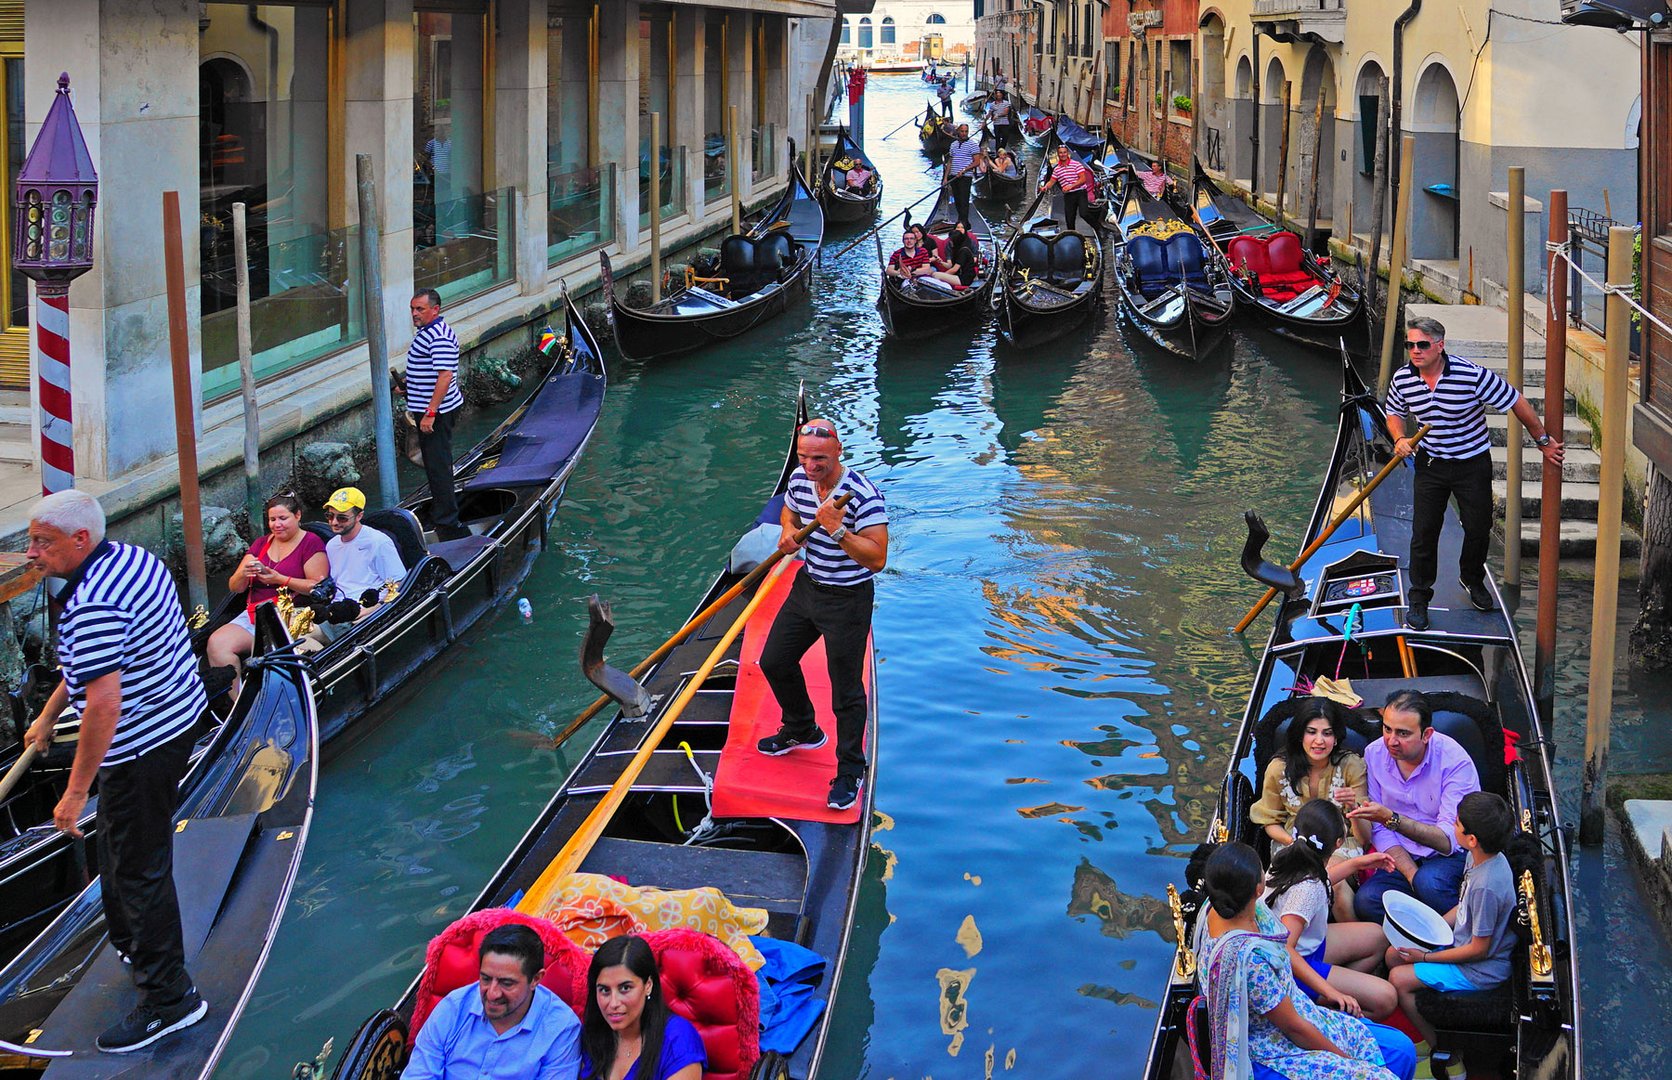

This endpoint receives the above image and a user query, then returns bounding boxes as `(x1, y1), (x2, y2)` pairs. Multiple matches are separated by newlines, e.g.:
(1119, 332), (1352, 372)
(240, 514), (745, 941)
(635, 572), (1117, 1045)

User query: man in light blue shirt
(403, 924), (581, 1080)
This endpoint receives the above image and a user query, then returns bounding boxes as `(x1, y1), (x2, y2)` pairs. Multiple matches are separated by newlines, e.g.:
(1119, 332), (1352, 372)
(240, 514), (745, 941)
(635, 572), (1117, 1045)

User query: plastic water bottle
(517, 598), (533, 623)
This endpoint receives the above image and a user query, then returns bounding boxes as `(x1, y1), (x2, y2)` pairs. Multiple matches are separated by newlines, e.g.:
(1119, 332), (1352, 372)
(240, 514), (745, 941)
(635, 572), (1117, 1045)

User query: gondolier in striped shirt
(406, 288), (469, 541)
(944, 124), (983, 221)
(1040, 144), (1096, 233)
(757, 420), (889, 812)
(23, 490), (209, 1053)
(1387, 316), (1563, 630)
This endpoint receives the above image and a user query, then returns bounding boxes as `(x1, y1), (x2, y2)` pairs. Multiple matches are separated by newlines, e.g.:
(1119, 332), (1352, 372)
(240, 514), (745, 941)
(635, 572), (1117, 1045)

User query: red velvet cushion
(1227, 236), (1270, 277)
(410, 909), (591, 1038)
(1266, 231), (1304, 275)
(643, 929), (761, 1080)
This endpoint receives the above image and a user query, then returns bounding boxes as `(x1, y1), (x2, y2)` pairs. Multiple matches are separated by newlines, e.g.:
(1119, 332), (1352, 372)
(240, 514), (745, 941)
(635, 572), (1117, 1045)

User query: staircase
(1453, 336), (1641, 560)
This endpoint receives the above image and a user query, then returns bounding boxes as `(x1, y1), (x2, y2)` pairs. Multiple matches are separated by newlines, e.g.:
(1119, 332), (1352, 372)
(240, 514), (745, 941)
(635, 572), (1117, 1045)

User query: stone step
(0, 437), (35, 465)
(1512, 518), (1641, 559)
(1518, 386), (1574, 414)
(0, 406), (28, 428)
(1491, 445), (1602, 483)
(1493, 479), (1603, 521)
(1488, 413), (1591, 449)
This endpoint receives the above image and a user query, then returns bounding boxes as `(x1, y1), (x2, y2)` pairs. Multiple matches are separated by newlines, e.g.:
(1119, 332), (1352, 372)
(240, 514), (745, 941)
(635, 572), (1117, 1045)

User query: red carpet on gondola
(711, 561), (871, 826)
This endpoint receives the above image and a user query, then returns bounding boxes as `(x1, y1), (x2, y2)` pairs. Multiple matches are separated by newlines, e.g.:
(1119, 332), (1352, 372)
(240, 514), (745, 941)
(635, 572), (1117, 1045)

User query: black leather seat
(719, 235), (756, 277)
(1048, 233), (1086, 287)
(1013, 234), (1051, 276)
(303, 521), (334, 545)
(362, 507), (426, 571)
(756, 231), (796, 273)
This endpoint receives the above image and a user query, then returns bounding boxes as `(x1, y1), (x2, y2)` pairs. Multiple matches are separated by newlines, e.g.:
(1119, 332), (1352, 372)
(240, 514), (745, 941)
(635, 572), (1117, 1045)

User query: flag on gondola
(538, 328), (559, 355)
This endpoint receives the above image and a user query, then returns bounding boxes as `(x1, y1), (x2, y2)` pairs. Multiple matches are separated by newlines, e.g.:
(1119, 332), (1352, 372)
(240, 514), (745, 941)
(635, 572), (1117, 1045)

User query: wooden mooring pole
(1376, 136), (1416, 395)
(355, 155), (399, 510)
(1304, 96), (1325, 253)
(1580, 224), (1634, 846)
(1275, 81), (1292, 230)
(1504, 167), (1527, 590)
(232, 203), (263, 536)
(729, 105), (742, 235)
(162, 192), (207, 612)
(1534, 190), (1569, 731)
(650, 112), (662, 304)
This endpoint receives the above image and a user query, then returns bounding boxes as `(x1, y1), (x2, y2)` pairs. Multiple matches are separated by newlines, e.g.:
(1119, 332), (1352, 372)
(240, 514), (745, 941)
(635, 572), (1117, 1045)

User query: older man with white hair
(23, 490), (207, 1053)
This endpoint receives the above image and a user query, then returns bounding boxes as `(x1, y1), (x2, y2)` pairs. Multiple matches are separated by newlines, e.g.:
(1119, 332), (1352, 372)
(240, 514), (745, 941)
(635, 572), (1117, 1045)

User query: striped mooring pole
(34, 286), (72, 495)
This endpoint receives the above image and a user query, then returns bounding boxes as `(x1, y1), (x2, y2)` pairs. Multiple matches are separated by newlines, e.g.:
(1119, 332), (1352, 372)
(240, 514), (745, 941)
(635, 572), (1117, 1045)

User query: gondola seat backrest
(1049, 232), (1087, 286)
(719, 235), (757, 277)
(1164, 233), (1212, 291)
(1014, 234), (1052, 276)
(643, 928), (762, 1080)
(408, 908), (590, 1039)
(757, 230), (797, 274)
(1226, 233), (1313, 301)
(1127, 235), (1171, 295)
(362, 507), (426, 571)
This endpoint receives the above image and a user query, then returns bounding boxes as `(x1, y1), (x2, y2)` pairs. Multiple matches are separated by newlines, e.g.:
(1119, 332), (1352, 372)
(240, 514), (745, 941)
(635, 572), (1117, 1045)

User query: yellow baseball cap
(323, 487), (366, 512)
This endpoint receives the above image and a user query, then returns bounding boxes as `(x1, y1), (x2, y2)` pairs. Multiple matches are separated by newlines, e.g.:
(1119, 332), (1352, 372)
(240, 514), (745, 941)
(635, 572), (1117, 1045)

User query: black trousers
(760, 573), (872, 780)
(1409, 449), (1494, 605)
(98, 729), (195, 1008)
(1062, 188), (1091, 232)
(412, 408), (459, 530)
(950, 175), (973, 221)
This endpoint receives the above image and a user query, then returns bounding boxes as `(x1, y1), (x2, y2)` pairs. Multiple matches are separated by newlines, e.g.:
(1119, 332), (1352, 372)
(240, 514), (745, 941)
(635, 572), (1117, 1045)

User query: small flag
(537, 328), (559, 355)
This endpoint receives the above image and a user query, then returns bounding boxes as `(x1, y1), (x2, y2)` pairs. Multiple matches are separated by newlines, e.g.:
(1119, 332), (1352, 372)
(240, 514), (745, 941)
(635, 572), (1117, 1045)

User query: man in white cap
(299, 487), (406, 651)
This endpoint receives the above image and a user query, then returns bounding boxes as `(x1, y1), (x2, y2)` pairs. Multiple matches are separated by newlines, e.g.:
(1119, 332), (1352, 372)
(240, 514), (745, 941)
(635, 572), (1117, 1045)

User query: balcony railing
(1253, 0), (1344, 13)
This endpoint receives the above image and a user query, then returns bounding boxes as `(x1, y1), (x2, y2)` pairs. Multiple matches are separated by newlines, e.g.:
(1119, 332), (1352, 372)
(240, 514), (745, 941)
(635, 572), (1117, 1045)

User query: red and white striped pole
(34, 284), (72, 495)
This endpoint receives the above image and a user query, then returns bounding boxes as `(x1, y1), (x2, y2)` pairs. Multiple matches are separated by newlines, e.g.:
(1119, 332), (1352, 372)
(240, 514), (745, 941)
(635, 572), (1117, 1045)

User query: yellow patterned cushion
(535, 872), (769, 971)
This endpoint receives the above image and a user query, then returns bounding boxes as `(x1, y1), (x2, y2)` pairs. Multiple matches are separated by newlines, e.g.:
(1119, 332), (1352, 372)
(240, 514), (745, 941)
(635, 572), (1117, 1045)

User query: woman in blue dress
(581, 936), (707, 1080)
(1194, 843), (1416, 1080)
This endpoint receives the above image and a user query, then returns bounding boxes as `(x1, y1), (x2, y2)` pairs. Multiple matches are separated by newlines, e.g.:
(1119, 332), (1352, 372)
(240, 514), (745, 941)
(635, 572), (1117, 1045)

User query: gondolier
(1040, 144), (1097, 233)
(1387, 316), (1563, 630)
(23, 490), (208, 1053)
(944, 124), (982, 221)
(756, 420), (889, 812)
(406, 288), (469, 541)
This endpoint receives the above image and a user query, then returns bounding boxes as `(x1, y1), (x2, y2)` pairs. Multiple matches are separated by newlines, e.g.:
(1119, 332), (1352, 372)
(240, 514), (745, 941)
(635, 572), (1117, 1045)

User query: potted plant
(1173, 94), (1193, 114)
(1154, 91), (1164, 110)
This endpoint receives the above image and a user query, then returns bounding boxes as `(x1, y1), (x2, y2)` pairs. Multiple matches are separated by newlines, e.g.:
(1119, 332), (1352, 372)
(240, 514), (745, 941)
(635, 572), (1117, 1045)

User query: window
(548, 1), (609, 265)
(881, 16), (895, 45)
(704, 13), (729, 202)
(927, 13), (946, 24)
(840, 19), (850, 45)
(858, 16), (872, 50)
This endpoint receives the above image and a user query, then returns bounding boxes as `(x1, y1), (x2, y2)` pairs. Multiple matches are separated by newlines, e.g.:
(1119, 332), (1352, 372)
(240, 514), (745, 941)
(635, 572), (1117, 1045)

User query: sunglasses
(799, 424), (837, 439)
(325, 511), (358, 523)
(1404, 340), (1435, 350)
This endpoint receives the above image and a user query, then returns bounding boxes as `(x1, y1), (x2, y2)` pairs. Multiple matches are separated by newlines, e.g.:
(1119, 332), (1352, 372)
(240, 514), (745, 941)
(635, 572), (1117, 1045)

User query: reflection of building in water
(1067, 858), (1174, 941)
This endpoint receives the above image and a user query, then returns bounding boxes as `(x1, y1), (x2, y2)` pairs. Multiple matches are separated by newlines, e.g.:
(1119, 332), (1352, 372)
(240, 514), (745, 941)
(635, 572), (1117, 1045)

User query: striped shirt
(56, 541), (205, 765)
(890, 246), (936, 274)
(785, 466), (888, 586)
(1385, 353), (1518, 460)
(1050, 158), (1094, 192)
(947, 138), (982, 175)
(406, 316), (464, 415)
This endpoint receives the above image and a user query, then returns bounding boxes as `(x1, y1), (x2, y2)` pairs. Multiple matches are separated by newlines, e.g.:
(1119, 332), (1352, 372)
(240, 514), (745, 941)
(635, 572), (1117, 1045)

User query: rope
(1547, 245), (1672, 340)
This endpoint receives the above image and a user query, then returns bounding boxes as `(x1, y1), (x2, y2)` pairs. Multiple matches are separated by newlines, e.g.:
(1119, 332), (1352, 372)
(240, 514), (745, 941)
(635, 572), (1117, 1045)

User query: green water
(216, 76), (1672, 1077)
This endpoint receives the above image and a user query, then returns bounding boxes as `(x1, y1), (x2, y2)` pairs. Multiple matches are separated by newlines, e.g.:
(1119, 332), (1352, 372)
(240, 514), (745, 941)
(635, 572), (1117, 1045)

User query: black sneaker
(827, 774), (861, 811)
(1460, 576), (1495, 612)
(97, 991), (207, 1053)
(757, 727), (828, 757)
(1405, 600), (1430, 632)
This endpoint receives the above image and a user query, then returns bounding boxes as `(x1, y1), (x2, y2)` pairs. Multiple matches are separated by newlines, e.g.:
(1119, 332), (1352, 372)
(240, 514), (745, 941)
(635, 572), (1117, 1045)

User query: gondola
(1019, 103), (1054, 148)
(196, 285), (607, 747)
(0, 603), (317, 1077)
(601, 147), (824, 361)
(817, 124), (883, 225)
(960, 90), (990, 118)
(1104, 141), (1235, 358)
(974, 126), (1027, 202)
(1140, 355), (1578, 1080)
(994, 184), (1103, 343)
(326, 390), (876, 1080)
(1048, 114), (1104, 163)
(1188, 159), (1372, 355)
(877, 189), (996, 338)
(918, 109), (954, 160)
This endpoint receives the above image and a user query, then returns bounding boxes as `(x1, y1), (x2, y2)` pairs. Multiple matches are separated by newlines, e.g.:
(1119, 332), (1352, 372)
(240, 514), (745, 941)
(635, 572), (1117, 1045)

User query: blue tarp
(461, 371), (605, 490)
(752, 936), (828, 1055)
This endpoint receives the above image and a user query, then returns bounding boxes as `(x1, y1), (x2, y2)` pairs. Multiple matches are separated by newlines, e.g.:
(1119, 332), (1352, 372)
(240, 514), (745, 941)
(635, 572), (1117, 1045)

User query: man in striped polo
(23, 490), (208, 1052)
(945, 123), (983, 221)
(407, 288), (469, 541)
(1387, 316), (1564, 630)
(1040, 144), (1097, 233)
(757, 420), (889, 811)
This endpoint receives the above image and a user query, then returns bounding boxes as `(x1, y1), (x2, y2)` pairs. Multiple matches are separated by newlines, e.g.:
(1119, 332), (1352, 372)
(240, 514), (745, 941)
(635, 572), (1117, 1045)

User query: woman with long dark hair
(1195, 843), (1415, 1080)
(581, 936), (705, 1080)
(207, 491), (328, 697)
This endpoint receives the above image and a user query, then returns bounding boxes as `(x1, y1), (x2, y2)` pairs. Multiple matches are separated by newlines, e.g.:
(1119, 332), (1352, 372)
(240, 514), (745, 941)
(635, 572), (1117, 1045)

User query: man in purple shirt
(1345, 689), (1481, 921)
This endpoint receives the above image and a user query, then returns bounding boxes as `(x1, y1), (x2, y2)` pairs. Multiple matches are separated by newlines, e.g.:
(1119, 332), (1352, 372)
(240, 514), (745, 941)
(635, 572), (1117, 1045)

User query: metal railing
(1564, 208), (1636, 341)
(416, 186), (516, 304)
(639, 146), (689, 230)
(1203, 127), (1225, 173)
(548, 163), (616, 267)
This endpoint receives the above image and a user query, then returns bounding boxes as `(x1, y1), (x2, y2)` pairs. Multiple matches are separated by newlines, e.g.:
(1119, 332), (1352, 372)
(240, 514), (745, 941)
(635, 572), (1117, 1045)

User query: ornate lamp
(14, 73), (98, 495)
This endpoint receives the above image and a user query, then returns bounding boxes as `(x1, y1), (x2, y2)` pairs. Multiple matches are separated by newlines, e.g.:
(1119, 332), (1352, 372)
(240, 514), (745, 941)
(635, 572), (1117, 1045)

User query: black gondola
(1141, 356), (1578, 1080)
(878, 190), (996, 338)
(601, 149), (824, 361)
(1104, 142), (1236, 358)
(995, 185), (1103, 343)
(1188, 160), (1372, 355)
(1019, 103), (1054, 148)
(960, 90), (990, 118)
(326, 390), (876, 1080)
(918, 109), (954, 160)
(817, 124), (883, 225)
(0, 604), (317, 1077)
(974, 127), (1027, 202)
(1050, 114), (1104, 162)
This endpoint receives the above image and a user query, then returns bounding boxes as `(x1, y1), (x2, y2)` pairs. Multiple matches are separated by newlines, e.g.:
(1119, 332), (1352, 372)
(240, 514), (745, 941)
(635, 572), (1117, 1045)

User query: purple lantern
(14, 73), (98, 287)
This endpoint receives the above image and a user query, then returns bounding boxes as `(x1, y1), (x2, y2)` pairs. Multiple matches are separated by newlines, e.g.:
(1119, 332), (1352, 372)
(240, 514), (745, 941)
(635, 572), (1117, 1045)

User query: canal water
(220, 75), (1672, 1077)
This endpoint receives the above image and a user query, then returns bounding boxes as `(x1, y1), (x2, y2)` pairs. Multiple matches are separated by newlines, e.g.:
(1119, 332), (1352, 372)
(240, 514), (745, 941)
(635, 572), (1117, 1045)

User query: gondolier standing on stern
(757, 420), (888, 812)
(23, 490), (208, 1053)
(1387, 316), (1563, 631)
(407, 288), (470, 541)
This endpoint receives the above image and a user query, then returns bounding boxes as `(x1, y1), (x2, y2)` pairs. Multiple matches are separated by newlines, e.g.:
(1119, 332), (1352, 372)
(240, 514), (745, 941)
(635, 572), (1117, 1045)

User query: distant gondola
(601, 147), (824, 361)
(1020, 103), (1054, 148)
(1188, 159), (1372, 355)
(995, 184), (1103, 343)
(960, 90), (990, 118)
(974, 126), (1027, 202)
(327, 390), (876, 1080)
(0, 604), (316, 1078)
(1104, 140), (1235, 358)
(878, 189), (996, 338)
(918, 109), (954, 160)
(818, 124), (883, 225)
(1050, 114), (1105, 162)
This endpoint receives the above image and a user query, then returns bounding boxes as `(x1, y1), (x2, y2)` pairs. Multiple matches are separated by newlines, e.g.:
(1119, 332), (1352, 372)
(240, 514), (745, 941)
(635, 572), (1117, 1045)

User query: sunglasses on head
(799, 424), (836, 439)
(1404, 340), (1435, 350)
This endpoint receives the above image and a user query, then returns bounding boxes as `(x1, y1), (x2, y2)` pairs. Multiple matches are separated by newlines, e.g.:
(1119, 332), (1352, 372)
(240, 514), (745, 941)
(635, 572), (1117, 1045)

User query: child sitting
(1385, 791), (1534, 1048)
(1265, 799), (1400, 1020)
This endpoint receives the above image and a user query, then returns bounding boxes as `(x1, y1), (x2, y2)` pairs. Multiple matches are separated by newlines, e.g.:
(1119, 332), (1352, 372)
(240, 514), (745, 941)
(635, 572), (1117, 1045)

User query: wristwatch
(830, 525), (849, 543)
(1389, 811), (1403, 830)
(1535, 434), (1553, 447)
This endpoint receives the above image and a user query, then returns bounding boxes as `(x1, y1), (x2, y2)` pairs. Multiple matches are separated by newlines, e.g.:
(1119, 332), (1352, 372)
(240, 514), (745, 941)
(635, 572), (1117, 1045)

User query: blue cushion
(1128, 236), (1170, 295)
(1165, 233), (1211, 291)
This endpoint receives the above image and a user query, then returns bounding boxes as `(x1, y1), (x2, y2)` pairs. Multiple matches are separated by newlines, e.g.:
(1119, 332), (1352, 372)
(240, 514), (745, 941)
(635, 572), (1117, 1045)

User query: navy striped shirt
(56, 541), (205, 764)
(785, 467), (888, 586)
(947, 138), (982, 175)
(1385, 353), (1519, 459)
(406, 316), (465, 415)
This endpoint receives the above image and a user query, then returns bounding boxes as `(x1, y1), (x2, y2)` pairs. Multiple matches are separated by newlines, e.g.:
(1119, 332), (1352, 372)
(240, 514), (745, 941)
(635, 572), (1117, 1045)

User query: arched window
(881, 16), (896, 45)
(858, 16), (872, 50)
(840, 19), (850, 45)
(926, 13), (946, 24)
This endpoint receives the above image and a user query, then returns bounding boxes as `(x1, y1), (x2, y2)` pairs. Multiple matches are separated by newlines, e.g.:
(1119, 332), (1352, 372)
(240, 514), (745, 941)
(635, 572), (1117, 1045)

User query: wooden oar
(831, 191), (943, 259)
(1232, 423), (1432, 634)
(551, 493), (854, 748)
(879, 109), (925, 142)
(0, 745), (38, 805)
(519, 555), (797, 914)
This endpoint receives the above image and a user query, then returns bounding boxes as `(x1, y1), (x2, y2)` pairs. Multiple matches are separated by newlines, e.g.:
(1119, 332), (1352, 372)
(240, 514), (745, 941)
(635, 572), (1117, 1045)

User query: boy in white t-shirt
(298, 487), (406, 652)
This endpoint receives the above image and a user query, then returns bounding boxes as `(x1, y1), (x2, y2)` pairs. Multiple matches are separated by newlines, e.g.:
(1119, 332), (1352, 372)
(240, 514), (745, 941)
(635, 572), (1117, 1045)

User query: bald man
(756, 419), (889, 811)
